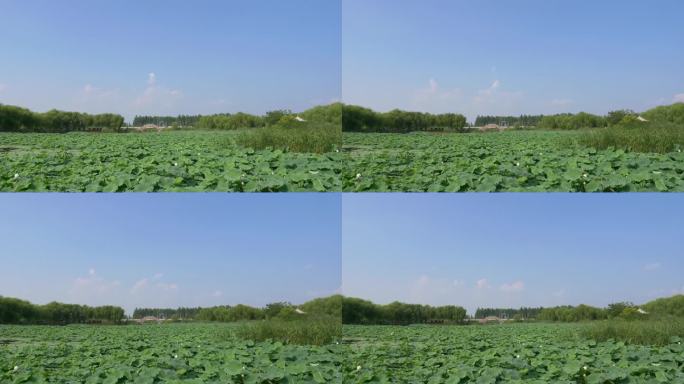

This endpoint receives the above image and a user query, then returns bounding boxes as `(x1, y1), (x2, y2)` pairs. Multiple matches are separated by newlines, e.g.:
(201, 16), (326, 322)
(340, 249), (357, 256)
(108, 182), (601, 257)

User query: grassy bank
(235, 122), (341, 154)
(581, 318), (684, 346)
(236, 316), (341, 346)
(576, 122), (684, 153)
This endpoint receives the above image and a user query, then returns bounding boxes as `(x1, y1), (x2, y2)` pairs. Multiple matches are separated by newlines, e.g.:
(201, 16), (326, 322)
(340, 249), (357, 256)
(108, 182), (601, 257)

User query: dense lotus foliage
(0, 131), (341, 192)
(342, 324), (684, 383)
(343, 131), (684, 192)
(0, 324), (344, 383)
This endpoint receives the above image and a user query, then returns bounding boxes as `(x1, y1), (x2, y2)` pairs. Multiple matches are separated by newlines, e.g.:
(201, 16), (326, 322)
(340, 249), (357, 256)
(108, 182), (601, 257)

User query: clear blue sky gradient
(0, 0), (341, 122)
(343, 0), (684, 122)
(0, 194), (341, 314)
(343, 194), (684, 315)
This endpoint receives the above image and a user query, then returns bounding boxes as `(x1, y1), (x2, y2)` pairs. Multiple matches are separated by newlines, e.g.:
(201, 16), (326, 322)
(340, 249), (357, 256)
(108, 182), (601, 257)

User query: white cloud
(130, 278), (149, 294)
(134, 73), (183, 109)
(409, 274), (465, 303)
(413, 78), (463, 110)
(673, 93), (684, 103)
(476, 278), (491, 290)
(212, 290), (223, 298)
(643, 262), (661, 271)
(473, 79), (523, 106)
(155, 282), (178, 292)
(500, 281), (525, 293)
(79, 84), (118, 102)
(131, 273), (178, 294)
(71, 269), (121, 297)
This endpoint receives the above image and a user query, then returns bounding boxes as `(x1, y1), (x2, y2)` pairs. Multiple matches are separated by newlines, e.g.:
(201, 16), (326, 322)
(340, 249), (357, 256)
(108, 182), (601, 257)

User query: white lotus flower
(13, 173), (19, 179)
(356, 365), (362, 371)
(355, 173), (361, 179)
(174, 354), (178, 359)
(174, 162), (178, 166)
(13, 366), (19, 371)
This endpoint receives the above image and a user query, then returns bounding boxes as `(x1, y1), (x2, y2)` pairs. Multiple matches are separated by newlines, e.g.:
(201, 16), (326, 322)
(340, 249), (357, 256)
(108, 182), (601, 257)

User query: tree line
(0, 104), (124, 132)
(0, 296), (124, 325)
(131, 297), (342, 323)
(474, 115), (544, 127)
(474, 307), (543, 320)
(132, 307), (202, 319)
(342, 104), (467, 133)
(131, 104), (343, 130)
(342, 296), (466, 325)
(538, 112), (608, 130)
(528, 295), (684, 322)
(132, 115), (202, 127)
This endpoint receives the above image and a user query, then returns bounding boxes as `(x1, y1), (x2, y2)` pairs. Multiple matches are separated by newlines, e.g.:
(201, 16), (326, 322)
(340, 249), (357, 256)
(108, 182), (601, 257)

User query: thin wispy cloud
(131, 272), (177, 294)
(134, 72), (183, 110)
(500, 281), (525, 293)
(643, 262), (661, 271)
(69, 269), (122, 307)
(673, 94), (684, 103)
(475, 278), (491, 290)
(413, 78), (463, 109)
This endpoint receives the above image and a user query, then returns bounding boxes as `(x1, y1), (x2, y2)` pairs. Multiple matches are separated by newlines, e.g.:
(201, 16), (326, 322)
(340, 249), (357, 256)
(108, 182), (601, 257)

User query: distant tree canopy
(474, 115), (544, 127)
(342, 104), (467, 133)
(132, 115), (202, 127)
(0, 296), (124, 325)
(474, 307), (543, 319)
(190, 104), (342, 130)
(0, 104), (124, 132)
(132, 307), (202, 320)
(300, 103), (342, 125)
(342, 296), (466, 325)
(538, 304), (609, 322)
(196, 112), (265, 130)
(538, 112), (608, 130)
(535, 295), (684, 322)
(642, 102), (684, 125)
(642, 295), (684, 317)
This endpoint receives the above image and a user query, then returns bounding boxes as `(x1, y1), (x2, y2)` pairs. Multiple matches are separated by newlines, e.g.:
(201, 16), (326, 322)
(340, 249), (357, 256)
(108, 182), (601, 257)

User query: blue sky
(0, 194), (341, 314)
(0, 0), (341, 122)
(343, 194), (684, 315)
(343, 0), (684, 122)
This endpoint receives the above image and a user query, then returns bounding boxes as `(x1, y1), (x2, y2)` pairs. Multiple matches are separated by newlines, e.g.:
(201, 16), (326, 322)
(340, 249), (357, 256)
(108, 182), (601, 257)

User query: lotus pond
(0, 323), (343, 383)
(342, 131), (684, 192)
(341, 323), (684, 383)
(0, 131), (341, 192)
